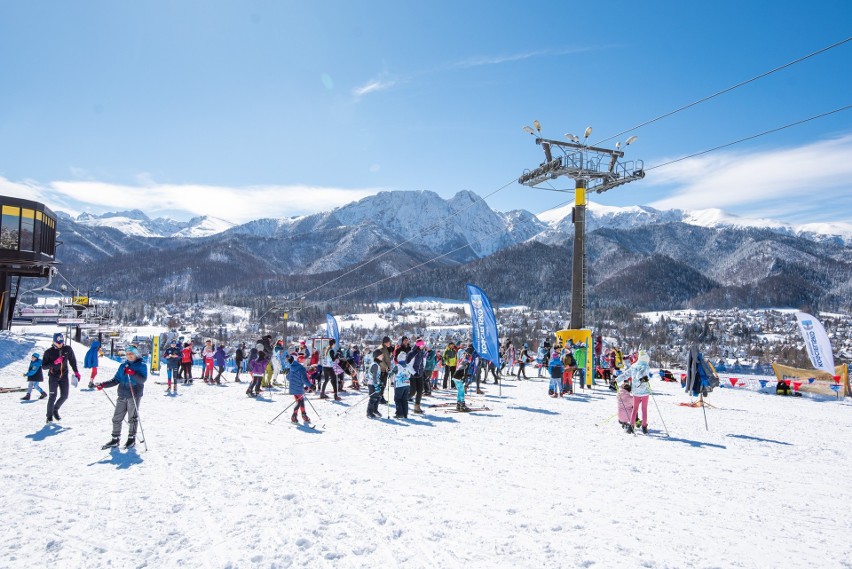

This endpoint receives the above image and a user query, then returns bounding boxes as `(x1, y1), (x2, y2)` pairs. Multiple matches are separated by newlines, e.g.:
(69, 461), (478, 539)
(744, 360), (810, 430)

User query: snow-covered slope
(1, 326), (849, 568)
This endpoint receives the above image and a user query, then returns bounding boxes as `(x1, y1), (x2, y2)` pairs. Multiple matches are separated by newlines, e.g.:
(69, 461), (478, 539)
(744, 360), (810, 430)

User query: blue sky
(1, 0), (850, 224)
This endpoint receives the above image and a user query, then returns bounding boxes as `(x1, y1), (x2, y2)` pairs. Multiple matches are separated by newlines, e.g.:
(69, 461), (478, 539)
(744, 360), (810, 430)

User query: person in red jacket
(181, 343), (194, 384)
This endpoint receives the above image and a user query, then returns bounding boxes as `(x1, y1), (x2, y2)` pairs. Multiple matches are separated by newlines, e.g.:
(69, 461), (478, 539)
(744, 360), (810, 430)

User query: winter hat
(415, 339), (425, 348)
(382, 336), (391, 344)
(53, 332), (64, 344)
(126, 346), (140, 357)
(299, 340), (306, 345)
(31, 353), (40, 359)
(523, 343), (529, 348)
(397, 352), (407, 364)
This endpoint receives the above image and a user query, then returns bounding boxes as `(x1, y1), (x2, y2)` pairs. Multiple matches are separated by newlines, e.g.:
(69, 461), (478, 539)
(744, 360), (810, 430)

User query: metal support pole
(570, 179), (586, 330)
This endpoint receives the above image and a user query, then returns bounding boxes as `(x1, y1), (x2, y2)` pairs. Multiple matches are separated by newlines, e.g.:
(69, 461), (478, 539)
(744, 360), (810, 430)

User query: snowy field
(1, 330), (851, 568)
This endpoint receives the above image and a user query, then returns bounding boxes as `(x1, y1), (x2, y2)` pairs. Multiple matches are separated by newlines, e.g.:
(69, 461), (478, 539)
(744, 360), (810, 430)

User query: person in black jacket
(95, 346), (148, 449)
(406, 339), (427, 414)
(42, 332), (80, 423)
(234, 343), (246, 383)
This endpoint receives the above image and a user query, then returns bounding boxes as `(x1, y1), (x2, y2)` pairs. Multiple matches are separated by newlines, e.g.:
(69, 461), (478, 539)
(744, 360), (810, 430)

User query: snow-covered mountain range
(535, 202), (852, 245)
(60, 194), (852, 247)
(57, 209), (235, 238)
(50, 190), (852, 312)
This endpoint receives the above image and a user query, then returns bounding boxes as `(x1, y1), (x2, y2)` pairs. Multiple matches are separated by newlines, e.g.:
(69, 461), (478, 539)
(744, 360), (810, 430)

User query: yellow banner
(772, 362), (849, 397)
(150, 336), (160, 373)
(72, 296), (89, 306)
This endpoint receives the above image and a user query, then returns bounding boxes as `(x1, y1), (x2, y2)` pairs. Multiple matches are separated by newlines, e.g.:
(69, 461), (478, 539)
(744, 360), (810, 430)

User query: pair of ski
(443, 406), (491, 413)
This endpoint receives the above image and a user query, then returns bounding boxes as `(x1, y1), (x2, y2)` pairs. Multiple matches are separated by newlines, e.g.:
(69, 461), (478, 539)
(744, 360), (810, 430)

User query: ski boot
(301, 414), (311, 423)
(124, 436), (136, 449)
(291, 414), (299, 424)
(102, 437), (120, 449)
(39, 391), (47, 399)
(21, 393), (30, 400)
(88, 382), (95, 389)
(641, 425), (648, 434)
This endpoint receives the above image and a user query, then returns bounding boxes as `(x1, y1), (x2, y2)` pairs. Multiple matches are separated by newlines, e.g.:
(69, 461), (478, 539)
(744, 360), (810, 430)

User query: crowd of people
(23, 329), (651, 446)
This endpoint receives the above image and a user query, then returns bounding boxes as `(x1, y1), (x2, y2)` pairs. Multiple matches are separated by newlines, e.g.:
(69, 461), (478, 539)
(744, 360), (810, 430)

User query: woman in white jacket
(627, 351), (651, 434)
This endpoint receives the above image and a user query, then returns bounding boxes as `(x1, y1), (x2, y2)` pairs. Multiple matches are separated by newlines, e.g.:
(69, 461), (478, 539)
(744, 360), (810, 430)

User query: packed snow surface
(1, 329), (850, 568)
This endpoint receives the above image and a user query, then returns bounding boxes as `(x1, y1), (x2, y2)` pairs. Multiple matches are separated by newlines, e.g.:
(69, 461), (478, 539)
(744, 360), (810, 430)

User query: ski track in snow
(1, 333), (851, 568)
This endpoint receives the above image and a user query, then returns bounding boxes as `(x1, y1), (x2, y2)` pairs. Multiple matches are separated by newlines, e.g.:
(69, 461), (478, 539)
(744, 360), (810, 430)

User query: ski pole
(337, 392), (372, 417)
(699, 392), (709, 431)
(127, 380), (148, 452)
(269, 398), (299, 424)
(647, 384), (670, 437)
(304, 395), (323, 422)
(100, 388), (130, 426)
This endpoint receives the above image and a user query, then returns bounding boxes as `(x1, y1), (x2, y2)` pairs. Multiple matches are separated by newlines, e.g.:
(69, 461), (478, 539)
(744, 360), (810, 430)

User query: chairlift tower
(518, 122), (645, 329)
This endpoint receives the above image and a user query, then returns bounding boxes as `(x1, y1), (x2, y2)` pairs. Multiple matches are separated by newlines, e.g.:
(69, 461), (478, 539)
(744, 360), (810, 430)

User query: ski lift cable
(594, 36), (852, 146)
(646, 104), (852, 171)
(295, 177), (520, 301)
(300, 198), (573, 312)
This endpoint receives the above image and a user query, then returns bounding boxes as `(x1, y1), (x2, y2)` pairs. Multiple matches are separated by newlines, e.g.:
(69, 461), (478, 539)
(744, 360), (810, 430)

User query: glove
(54, 357), (63, 365)
(95, 383), (103, 391)
(74, 372), (81, 380)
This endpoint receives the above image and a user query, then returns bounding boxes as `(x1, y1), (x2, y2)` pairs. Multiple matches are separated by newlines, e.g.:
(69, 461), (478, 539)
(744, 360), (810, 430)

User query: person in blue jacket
(287, 355), (313, 424)
(21, 353), (47, 400)
(84, 340), (100, 389)
(95, 346), (148, 449)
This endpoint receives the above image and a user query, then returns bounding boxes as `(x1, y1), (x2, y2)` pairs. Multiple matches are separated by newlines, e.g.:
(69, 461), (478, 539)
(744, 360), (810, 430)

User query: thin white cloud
(648, 135), (852, 216)
(0, 177), (381, 223)
(352, 78), (396, 98)
(452, 46), (606, 68)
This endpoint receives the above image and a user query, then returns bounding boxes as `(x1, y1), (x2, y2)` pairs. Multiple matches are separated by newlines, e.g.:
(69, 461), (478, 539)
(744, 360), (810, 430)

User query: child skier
(84, 340), (100, 389)
(163, 340), (181, 393)
(95, 346), (147, 449)
(286, 355), (312, 424)
(21, 353), (47, 400)
(365, 350), (384, 419)
(616, 379), (634, 431)
(452, 349), (472, 412)
(201, 340), (215, 383)
(247, 351), (269, 397)
(548, 351), (563, 397)
(393, 351), (412, 419)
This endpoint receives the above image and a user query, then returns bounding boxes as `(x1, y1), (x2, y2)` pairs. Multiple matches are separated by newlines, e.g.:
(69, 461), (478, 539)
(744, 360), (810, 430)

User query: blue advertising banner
(326, 313), (340, 345)
(466, 284), (500, 368)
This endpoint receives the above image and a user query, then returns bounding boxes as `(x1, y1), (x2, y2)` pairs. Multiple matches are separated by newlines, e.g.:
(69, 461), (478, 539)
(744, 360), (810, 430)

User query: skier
(548, 350), (564, 397)
(406, 338), (427, 413)
(626, 351), (652, 434)
(201, 339), (215, 383)
(616, 379), (635, 431)
(247, 351), (268, 397)
(213, 344), (227, 384)
(42, 332), (80, 423)
(365, 349), (384, 419)
(561, 348), (577, 394)
(393, 351), (412, 419)
(518, 343), (532, 380)
(424, 346), (437, 395)
(95, 346), (147, 449)
(234, 343), (246, 383)
(442, 341), (457, 390)
(84, 340), (100, 389)
(377, 336), (394, 404)
(319, 339), (341, 401)
(180, 342), (194, 383)
(163, 339), (181, 393)
(21, 353), (47, 400)
(271, 343), (285, 386)
(574, 342), (589, 389)
(286, 355), (312, 424)
(452, 347), (472, 411)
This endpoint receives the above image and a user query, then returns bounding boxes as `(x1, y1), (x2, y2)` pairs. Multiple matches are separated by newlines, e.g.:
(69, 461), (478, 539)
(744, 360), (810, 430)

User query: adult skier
(442, 341), (457, 390)
(42, 332), (80, 423)
(163, 339), (181, 393)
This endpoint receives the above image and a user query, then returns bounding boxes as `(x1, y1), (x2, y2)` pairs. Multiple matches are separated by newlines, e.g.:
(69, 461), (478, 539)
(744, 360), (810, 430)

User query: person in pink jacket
(616, 380), (634, 431)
